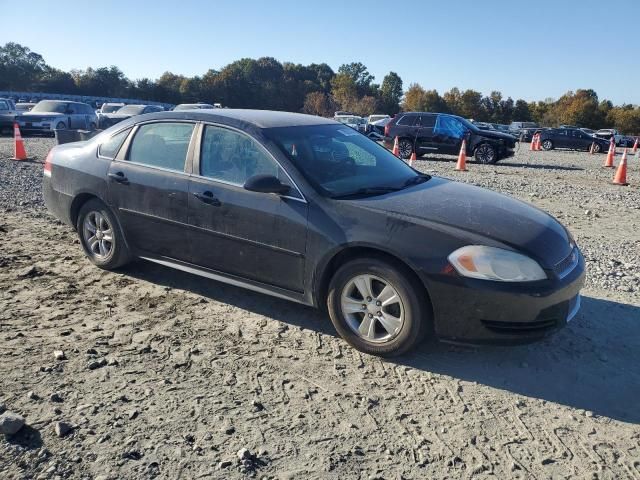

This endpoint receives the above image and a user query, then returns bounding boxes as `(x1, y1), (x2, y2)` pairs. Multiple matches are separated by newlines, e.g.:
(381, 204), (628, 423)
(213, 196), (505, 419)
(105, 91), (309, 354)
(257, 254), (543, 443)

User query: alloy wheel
(476, 144), (495, 163)
(340, 274), (405, 343)
(399, 140), (413, 159)
(82, 211), (114, 260)
(542, 140), (553, 150)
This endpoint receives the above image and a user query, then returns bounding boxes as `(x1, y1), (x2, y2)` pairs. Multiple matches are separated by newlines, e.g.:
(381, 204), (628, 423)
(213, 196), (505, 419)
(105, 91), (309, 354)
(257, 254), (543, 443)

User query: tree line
(1, 42), (638, 133)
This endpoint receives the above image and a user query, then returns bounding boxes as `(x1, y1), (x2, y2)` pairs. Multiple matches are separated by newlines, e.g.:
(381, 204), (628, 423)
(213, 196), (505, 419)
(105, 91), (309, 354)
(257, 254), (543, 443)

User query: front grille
(554, 248), (579, 279)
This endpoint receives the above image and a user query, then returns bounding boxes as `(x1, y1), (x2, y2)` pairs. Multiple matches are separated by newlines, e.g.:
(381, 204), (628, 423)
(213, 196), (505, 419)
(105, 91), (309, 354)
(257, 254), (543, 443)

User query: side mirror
(243, 175), (291, 195)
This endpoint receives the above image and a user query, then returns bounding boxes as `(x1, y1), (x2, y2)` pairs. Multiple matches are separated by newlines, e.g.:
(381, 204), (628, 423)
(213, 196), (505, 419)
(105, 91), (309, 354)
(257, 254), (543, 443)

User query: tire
(89, 122), (97, 131)
(474, 143), (497, 164)
(55, 121), (66, 130)
(327, 257), (430, 356)
(76, 199), (130, 270)
(542, 139), (554, 151)
(592, 143), (602, 153)
(398, 139), (413, 160)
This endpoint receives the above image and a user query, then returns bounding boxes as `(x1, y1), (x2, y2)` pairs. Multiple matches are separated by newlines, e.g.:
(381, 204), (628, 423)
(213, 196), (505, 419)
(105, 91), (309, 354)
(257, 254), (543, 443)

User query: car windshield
(102, 104), (122, 113)
(31, 101), (67, 113)
(454, 116), (480, 132)
(264, 124), (429, 198)
(117, 105), (145, 115)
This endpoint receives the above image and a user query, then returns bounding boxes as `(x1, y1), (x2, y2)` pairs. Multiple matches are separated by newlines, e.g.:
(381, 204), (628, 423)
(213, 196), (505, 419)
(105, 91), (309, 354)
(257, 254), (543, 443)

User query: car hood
(476, 129), (517, 142)
(347, 177), (572, 268)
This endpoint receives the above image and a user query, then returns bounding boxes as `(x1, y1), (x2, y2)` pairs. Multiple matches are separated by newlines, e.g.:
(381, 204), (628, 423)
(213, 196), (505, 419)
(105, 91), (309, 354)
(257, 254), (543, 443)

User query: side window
(128, 122), (194, 171)
(0, 101), (8, 111)
(396, 115), (417, 126)
(418, 115), (436, 128)
(434, 116), (466, 138)
(99, 128), (131, 159)
(200, 125), (297, 193)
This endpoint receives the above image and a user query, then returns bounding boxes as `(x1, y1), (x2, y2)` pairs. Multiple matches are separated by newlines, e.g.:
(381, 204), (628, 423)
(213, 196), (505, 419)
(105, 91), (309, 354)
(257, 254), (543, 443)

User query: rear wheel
(542, 139), (554, 151)
(76, 199), (130, 270)
(474, 143), (497, 164)
(398, 139), (413, 159)
(592, 143), (602, 153)
(327, 257), (430, 356)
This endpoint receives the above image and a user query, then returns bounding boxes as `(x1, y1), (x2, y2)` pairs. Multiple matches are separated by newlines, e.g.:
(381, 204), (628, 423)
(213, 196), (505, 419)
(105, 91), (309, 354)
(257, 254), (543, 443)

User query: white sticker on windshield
(337, 128), (359, 137)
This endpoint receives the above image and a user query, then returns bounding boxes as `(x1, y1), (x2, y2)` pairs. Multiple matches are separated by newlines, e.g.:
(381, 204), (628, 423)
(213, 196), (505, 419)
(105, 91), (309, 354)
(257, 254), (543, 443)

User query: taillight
(44, 149), (53, 177)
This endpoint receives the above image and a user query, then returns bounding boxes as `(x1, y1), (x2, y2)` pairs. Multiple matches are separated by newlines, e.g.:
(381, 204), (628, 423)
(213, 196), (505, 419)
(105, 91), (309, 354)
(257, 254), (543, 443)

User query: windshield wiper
(402, 174), (431, 188)
(332, 186), (403, 199)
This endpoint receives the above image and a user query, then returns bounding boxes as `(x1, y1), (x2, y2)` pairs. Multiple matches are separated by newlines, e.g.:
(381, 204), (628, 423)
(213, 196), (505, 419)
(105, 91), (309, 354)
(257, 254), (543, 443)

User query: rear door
(107, 121), (196, 261)
(188, 123), (308, 292)
(554, 129), (569, 148)
(415, 114), (437, 153)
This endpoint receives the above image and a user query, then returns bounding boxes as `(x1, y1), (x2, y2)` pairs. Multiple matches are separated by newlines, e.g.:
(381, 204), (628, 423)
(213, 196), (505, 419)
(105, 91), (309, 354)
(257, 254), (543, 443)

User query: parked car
(384, 112), (517, 163)
(509, 121), (538, 134)
(0, 98), (17, 135)
(367, 117), (392, 140)
(592, 129), (633, 146)
(517, 127), (546, 142)
(539, 128), (609, 153)
(491, 124), (511, 133)
(174, 103), (220, 111)
(472, 121), (496, 130)
(99, 104), (165, 128)
(42, 109), (584, 355)
(16, 102), (36, 113)
(335, 115), (366, 133)
(365, 114), (390, 133)
(99, 102), (125, 114)
(18, 100), (98, 134)
(579, 128), (595, 136)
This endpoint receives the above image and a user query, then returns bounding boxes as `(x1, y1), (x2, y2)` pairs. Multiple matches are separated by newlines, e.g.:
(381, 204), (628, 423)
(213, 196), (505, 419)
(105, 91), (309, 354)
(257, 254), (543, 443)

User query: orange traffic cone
(589, 142), (595, 154)
(612, 148), (629, 186)
(529, 134), (535, 151)
(409, 150), (417, 166)
(455, 139), (468, 171)
(632, 137), (638, 154)
(392, 136), (400, 157)
(12, 122), (27, 161)
(535, 134), (542, 151)
(603, 140), (615, 167)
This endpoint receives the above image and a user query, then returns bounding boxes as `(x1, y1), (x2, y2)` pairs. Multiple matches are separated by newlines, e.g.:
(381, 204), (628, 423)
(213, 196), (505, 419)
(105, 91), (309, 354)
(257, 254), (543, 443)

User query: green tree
(378, 72), (403, 114)
(0, 42), (47, 90)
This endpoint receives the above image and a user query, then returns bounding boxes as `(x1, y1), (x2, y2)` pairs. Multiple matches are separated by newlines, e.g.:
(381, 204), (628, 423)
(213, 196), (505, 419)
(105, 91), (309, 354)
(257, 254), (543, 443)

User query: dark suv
(385, 112), (517, 164)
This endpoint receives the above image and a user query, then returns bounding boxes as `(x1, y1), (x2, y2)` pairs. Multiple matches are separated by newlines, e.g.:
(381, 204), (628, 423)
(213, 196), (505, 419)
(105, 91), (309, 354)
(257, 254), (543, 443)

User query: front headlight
(448, 246), (547, 282)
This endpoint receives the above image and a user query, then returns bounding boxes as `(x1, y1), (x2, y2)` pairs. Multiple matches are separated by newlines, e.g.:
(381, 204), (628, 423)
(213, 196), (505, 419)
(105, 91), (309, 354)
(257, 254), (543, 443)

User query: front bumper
(425, 248), (586, 345)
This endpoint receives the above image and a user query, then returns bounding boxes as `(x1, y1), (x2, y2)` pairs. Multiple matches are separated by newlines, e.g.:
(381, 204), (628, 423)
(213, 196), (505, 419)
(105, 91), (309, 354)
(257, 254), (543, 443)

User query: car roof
(139, 109), (336, 129)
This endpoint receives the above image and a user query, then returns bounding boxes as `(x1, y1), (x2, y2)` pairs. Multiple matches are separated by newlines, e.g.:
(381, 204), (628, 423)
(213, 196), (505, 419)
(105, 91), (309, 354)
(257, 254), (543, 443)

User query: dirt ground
(1, 136), (639, 480)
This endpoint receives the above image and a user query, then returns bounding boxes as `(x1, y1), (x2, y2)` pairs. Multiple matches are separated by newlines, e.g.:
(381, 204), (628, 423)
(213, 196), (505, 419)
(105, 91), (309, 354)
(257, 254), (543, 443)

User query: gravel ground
(1, 136), (639, 479)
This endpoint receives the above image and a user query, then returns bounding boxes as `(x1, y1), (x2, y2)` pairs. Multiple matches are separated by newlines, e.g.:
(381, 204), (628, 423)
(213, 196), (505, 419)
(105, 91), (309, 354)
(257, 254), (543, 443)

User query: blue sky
(3, 0), (639, 104)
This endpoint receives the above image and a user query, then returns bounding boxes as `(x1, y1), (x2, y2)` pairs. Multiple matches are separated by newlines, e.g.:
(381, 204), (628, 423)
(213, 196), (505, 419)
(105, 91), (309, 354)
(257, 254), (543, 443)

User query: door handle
(108, 172), (129, 184)
(193, 191), (221, 206)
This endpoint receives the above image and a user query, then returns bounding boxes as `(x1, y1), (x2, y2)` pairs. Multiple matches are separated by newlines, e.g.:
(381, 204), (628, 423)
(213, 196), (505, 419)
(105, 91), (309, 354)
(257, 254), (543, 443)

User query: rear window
(99, 128), (131, 159)
(396, 115), (417, 126)
(418, 115), (436, 128)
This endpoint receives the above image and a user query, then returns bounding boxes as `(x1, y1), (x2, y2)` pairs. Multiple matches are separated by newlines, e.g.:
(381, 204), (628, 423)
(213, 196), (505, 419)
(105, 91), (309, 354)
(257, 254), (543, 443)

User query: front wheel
(542, 139), (554, 151)
(77, 199), (130, 270)
(592, 143), (602, 153)
(55, 121), (66, 130)
(398, 139), (413, 159)
(474, 143), (497, 164)
(327, 257), (430, 356)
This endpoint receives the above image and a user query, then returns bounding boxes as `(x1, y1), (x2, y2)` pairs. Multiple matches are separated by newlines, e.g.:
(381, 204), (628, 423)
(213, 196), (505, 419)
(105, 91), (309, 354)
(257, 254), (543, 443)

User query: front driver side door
(188, 124), (308, 292)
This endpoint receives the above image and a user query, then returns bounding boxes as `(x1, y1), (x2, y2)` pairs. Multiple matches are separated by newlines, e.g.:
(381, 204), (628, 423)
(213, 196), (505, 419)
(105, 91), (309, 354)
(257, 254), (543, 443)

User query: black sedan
(539, 128), (609, 153)
(43, 110), (585, 356)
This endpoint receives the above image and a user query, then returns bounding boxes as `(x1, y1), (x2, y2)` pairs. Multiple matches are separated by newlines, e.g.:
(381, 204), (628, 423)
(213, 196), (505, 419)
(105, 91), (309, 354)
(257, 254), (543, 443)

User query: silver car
(18, 100), (98, 133)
